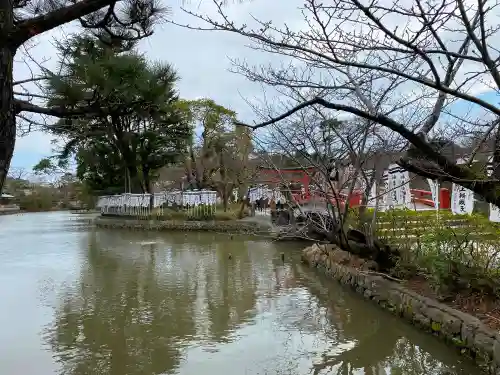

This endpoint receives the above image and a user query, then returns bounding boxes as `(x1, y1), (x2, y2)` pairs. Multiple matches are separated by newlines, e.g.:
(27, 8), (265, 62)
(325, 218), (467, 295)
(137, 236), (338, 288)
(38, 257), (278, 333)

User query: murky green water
(0, 212), (484, 375)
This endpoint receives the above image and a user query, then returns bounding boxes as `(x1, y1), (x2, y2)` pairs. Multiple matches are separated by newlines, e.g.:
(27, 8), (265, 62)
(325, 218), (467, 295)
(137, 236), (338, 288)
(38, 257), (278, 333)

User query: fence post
(440, 188), (451, 209)
(348, 191), (362, 207)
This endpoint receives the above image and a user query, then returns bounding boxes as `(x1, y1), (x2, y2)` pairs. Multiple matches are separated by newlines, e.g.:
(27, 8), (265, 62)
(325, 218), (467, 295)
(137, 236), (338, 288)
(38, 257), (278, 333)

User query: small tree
(46, 36), (191, 194)
(183, 98), (253, 209)
(254, 109), (398, 251)
(0, 0), (167, 193)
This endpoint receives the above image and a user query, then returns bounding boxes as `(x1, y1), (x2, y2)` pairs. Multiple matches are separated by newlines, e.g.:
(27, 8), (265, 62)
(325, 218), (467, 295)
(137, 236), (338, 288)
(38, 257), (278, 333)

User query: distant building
(0, 193), (19, 213)
(0, 193), (15, 205)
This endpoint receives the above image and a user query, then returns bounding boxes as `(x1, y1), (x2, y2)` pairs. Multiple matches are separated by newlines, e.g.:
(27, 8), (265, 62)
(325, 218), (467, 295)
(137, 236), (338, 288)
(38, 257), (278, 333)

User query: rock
(461, 320), (480, 346)
(326, 256), (335, 270)
(302, 246), (315, 259)
(329, 249), (352, 265)
(474, 327), (495, 357)
(300, 241), (500, 371)
(311, 243), (322, 253)
(492, 336), (500, 365)
(361, 260), (379, 271)
(441, 314), (463, 336)
(424, 307), (445, 323)
(413, 313), (431, 330)
(388, 290), (403, 311)
(324, 243), (342, 253)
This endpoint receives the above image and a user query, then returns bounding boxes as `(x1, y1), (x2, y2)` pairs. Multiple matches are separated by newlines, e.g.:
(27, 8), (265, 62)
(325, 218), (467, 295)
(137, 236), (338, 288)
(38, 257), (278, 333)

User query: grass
(146, 203), (249, 222)
(371, 209), (500, 242)
(369, 209), (500, 298)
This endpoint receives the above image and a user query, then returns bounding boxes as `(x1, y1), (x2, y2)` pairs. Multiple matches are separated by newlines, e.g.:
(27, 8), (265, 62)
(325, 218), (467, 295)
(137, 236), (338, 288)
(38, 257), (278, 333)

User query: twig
(485, 313), (500, 324)
(360, 270), (403, 283)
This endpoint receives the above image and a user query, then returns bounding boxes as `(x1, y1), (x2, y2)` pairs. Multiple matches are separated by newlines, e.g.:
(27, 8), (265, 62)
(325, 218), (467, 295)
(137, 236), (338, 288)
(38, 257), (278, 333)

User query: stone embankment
(94, 216), (273, 235)
(302, 243), (500, 374)
(0, 207), (21, 216)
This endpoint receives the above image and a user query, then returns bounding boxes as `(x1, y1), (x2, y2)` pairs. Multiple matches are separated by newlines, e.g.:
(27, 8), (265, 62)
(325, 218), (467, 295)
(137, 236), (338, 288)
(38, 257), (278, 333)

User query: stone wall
(94, 216), (272, 235)
(302, 243), (500, 374)
(0, 207), (21, 215)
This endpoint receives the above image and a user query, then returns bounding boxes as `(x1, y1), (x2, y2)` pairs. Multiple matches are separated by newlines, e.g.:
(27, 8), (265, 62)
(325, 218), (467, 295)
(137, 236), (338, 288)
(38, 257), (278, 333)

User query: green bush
(145, 205), (248, 222)
(18, 193), (55, 212)
(213, 210), (240, 221)
(378, 209), (500, 297)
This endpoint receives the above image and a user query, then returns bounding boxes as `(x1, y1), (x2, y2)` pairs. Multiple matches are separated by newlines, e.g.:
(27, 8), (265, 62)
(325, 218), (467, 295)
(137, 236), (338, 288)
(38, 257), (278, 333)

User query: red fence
(290, 188), (451, 210)
(258, 167), (452, 210)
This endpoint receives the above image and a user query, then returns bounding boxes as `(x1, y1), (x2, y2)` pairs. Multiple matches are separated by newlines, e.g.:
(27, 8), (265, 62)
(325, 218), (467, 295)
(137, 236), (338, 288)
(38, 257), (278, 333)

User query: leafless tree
(250, 106), (404, 266)
(7, 166), (28, 180)
(185, 106), (254, 210)
(176, 0), (500, 207)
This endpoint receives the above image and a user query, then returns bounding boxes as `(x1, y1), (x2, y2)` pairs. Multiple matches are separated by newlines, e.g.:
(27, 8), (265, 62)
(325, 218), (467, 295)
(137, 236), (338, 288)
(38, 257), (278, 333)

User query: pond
(0, 211), (484, 375)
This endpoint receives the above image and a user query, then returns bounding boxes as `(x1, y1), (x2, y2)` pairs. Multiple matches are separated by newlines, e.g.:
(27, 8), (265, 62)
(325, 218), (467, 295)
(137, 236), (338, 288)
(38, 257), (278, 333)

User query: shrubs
(213, 210), (239, 221)
(379, 209), (500, 298)
(18, 192), (55, 212)
(143, 203), (249, 222)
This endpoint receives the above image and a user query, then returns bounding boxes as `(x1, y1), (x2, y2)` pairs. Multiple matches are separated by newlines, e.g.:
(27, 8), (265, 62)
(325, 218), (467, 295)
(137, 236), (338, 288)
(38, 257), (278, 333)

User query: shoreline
(302, 243), (500, 374)
(0, 208), (89, 216)
(0, 209), (22, 216)
(93, 215), (275, 235)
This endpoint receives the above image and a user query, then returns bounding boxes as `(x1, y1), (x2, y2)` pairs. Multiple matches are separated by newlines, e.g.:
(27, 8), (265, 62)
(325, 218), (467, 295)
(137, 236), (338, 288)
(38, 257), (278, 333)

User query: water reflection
(293, 264), (475, 375)
(45, 234), (196, 374)
(43, 228), (481, 375)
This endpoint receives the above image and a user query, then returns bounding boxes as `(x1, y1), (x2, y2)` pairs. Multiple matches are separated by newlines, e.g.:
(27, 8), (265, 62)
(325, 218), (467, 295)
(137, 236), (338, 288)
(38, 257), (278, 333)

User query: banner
(380, 169), (390, 211)
(451, 158), (474, 215)
(336, 164), (356, 190)
(387, 164), (411, 209)
(366, 170), (378, 208)
(490, 200), (500, 222)
(487, 156), (500, 222)
(398, 167), (412, 208)
(451, 183), (474, 215)
(426, 179), (439, 210)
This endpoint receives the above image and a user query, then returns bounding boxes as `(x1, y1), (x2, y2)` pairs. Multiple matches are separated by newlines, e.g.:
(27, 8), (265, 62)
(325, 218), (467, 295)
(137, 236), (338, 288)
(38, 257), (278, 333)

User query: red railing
(289, 188), (451, 210)
(409, 188), (450, 209)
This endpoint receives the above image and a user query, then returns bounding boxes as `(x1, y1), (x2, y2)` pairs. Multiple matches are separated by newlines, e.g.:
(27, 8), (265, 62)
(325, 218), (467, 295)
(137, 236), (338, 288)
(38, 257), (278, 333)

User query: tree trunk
(142, 166), (154, 209)
(0, 3), (16, 194)
(308, 218), (399, 271)
(238, 188), (250, 219)
(127, 166), (143, 193)
(222, 189), (228, 212)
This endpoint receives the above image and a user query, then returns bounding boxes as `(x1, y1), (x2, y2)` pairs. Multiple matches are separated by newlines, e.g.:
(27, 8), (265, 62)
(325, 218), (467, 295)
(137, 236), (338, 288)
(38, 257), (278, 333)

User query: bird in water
(280, 252), (285, 262)
(228, 253), (232, 259)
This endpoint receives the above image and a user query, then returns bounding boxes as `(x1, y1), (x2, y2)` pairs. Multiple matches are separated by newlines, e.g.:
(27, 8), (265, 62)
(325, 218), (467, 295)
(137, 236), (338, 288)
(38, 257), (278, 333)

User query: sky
(11, 0), (304, 172)
(10, 0), (500, 174)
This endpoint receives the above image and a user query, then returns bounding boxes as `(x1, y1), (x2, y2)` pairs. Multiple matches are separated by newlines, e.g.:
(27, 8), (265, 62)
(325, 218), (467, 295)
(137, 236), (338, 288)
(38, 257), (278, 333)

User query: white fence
(248, 186), (287, 204)
(96, 190), (218, 217)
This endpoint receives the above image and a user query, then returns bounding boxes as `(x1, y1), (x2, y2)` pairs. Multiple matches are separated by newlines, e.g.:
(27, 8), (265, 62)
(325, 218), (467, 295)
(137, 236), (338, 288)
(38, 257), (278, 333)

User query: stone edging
(302, 243), (500, 374)
(94, 216), (272, 235)
(0, 208), (21, 216)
